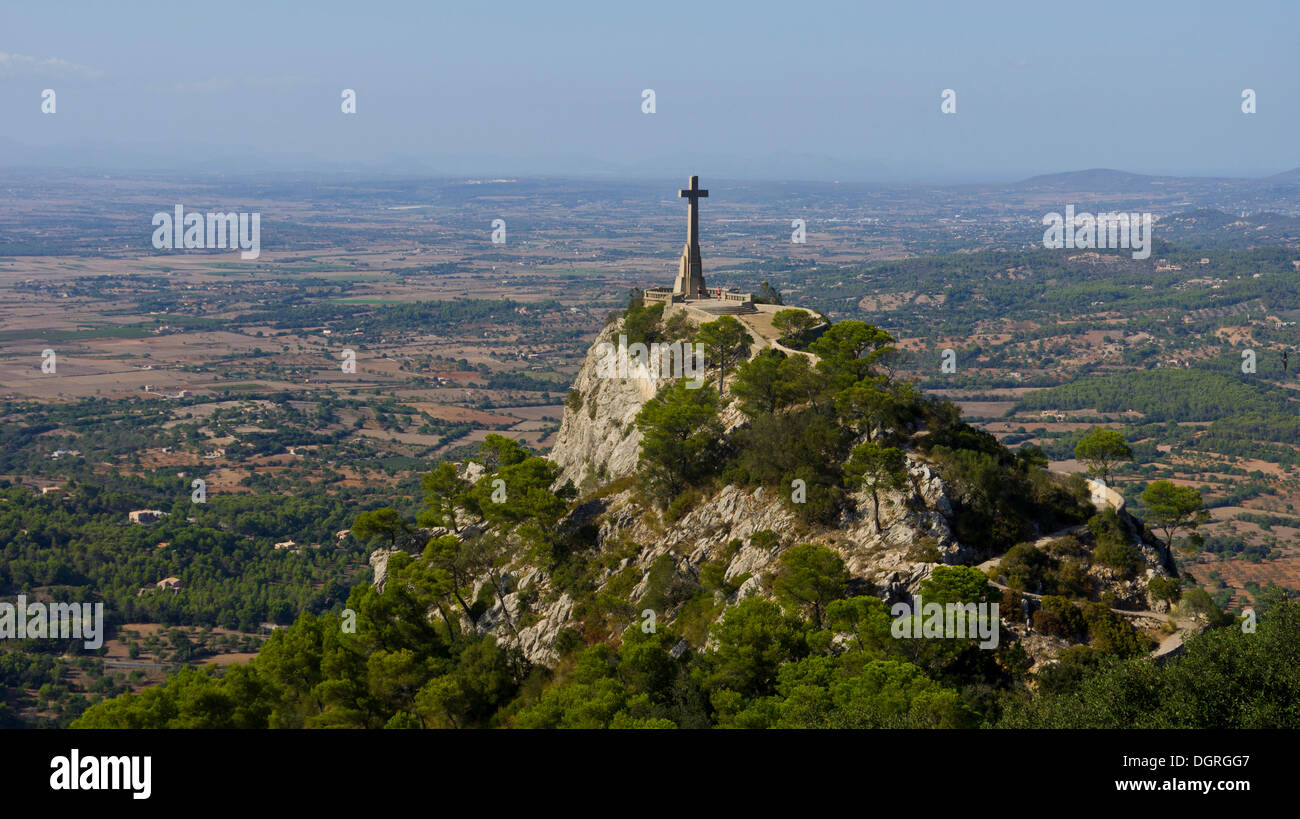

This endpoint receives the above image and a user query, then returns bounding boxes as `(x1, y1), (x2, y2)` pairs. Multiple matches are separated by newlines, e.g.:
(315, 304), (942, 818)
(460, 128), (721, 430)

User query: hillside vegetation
(72, 301), (1289, 729)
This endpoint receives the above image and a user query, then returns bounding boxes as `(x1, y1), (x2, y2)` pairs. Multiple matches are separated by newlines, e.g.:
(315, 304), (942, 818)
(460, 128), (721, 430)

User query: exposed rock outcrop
(371, 311), (1183, 670)
(549, 321), (662, 491)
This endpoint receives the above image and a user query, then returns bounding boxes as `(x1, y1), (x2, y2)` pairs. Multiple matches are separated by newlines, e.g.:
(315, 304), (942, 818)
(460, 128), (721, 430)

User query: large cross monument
(672, 175), (709, 298)
(643, 174), (753, 311)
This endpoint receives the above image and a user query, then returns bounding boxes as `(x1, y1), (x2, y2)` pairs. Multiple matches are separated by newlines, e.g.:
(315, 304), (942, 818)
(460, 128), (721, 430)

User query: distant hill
(1262, 167), (1300, 183)
(1016, 168), (1175, 193)
(1016, 166), (1300, 194)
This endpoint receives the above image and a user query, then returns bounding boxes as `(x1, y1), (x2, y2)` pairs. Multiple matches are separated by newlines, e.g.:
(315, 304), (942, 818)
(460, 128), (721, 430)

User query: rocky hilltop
(374, 306), (1190, 671)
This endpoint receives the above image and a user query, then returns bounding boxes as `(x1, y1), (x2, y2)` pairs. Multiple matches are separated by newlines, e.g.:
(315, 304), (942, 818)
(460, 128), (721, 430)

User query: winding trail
(975, 525), (1198, 660)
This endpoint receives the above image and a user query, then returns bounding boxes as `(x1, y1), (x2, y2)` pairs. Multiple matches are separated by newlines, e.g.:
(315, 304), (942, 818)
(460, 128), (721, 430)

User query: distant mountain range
(1013, 167), (1300, 193)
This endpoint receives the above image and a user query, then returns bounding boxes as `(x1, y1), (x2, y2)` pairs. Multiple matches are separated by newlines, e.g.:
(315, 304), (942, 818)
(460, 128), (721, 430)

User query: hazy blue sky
(2, 0), (1297, 181)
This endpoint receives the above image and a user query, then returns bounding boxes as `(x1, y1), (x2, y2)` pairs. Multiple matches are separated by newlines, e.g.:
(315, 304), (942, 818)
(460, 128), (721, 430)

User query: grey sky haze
(2, 0), (1297, 181)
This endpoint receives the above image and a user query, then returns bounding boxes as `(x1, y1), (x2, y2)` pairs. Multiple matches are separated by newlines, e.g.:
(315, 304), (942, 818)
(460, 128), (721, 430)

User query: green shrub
(999, 542), (1057, 594)
(1147, 576), (1182, 604)
(1089, 509), (1143, 578)
(1082, 602), (1155, 657)
(1178, 587), (1234, 626)
(1046, 535), (1087, 559)
(1048, 561), (1091, 598)
(623, 300), (666, 347)
(641, 555), (698, 614)
(1033, 645), (1101, 696)
(906, 537), (943, 563)
(920, 565), (993, 604)
(1037, 595), (1086, 639)
(772, 544), (849, 627)
(1094, 539), (1142, 578)
(664, 489), (701, 524)
(553, 627), (583, 656)
(1033, 608), (1070, 638)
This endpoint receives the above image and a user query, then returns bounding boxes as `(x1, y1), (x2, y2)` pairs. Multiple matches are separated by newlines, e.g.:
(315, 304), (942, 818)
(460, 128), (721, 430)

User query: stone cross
(673, 175), (709, 297)
(679, 175), (708, 249)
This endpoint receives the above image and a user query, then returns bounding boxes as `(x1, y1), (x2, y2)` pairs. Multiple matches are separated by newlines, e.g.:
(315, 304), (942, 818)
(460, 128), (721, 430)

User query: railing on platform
(643, 288), (681, 304)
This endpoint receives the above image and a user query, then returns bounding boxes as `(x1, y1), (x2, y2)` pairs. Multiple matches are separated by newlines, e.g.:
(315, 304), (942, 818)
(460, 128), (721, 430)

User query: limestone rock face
(583, 455), (959, 612)
(549, 320), (662, 491)
(467, 567), (575, 667)
(368, 546), (403, 593)
(514, 588), (573, 667)
(549, 313), (751, 492)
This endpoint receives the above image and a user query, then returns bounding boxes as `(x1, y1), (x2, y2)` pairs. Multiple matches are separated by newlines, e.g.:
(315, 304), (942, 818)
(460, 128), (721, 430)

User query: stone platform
(689, 301), (758, 315)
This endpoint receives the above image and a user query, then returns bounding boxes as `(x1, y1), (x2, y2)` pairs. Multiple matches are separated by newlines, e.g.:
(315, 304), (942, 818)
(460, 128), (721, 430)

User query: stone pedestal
(673, 241), (706, 297)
